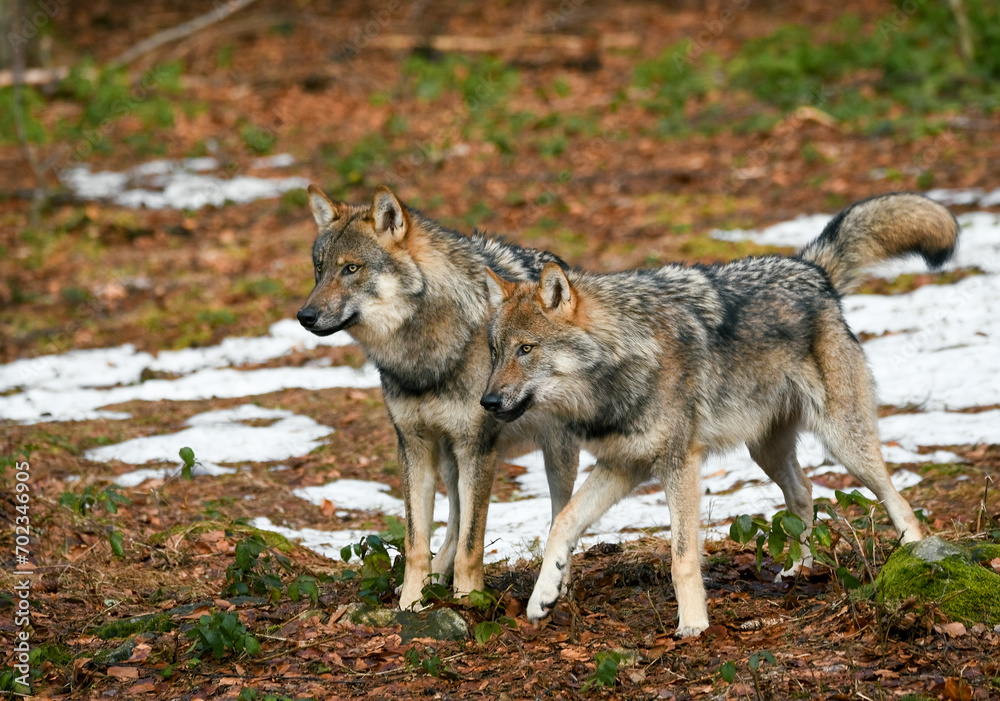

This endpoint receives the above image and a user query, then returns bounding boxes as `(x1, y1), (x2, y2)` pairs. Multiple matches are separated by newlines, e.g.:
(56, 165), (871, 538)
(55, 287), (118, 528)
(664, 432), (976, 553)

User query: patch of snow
(113, 462), (236, 488)
(879, 410), (1000, 451)
(88, 405), (331, 467)
(60, 155), (308, 211)
(0, 364), (379, 423)
(0, 320), (356, 395)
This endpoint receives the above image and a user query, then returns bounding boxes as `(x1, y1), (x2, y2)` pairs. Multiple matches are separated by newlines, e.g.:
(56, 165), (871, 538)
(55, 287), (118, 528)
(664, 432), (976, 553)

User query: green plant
(58, 484), (131, 516)
(340, 531), (405, 606)
(581, 650), (624, 691)
(465, 589), (517, 645)
(403, 646), (459, 680)
(730, 490), (897, 590)
(186, 610), (261, 661)
(222, 534), (319, 606)
(239, 124), (278, 155)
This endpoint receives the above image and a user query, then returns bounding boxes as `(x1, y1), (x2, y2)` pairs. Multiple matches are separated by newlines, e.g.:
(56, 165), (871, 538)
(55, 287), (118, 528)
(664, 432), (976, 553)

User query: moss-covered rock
(150, 520), (294, 553)
(877, 536), (1000, 626)
(94, 612), (174, 639)
(342, 603), (469, 642)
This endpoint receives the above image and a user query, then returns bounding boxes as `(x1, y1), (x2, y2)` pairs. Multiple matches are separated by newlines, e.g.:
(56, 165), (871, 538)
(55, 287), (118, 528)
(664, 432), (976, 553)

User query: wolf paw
(526, 564), (568, 621)
(675, 622), (709, 638)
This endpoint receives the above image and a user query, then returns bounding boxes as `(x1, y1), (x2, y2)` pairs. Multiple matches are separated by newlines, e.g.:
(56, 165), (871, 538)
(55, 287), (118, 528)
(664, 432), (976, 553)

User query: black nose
(480, 394), (502, 413)
(297, 307), (319, 328)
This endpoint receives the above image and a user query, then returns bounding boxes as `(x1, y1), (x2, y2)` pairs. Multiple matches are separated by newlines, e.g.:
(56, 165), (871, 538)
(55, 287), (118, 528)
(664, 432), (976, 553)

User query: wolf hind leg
(430, 444), (459, 581)
(541, 431), (579, 526)
(747, 416), (815, 579)
(660, 446), (709, 638)
(812, 341), (923, 543)
(527, 460), (647, 622)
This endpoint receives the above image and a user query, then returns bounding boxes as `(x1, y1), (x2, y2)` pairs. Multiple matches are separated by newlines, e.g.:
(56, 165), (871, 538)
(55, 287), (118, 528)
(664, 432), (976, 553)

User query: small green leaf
(474, 620), (503, 645)
(109, 530), (125, 558)
(814, 522), (832, 548)
(179, 446), (196, 468)
(720, 660), (736, 683)
(781, 513), (806, 539)
(243, 635), (261, 656)
(768, 525), (787, 560)
(730, 514), (757, 545)
(341, 545), (353, 562)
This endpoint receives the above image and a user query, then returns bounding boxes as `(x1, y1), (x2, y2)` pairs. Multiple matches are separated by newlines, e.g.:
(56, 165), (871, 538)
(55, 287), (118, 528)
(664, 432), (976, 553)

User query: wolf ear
(372, 185), (408, 243)
(484, 267), (515, 308)
(307, 184), (344, 229)
(538, 262), (575, 314)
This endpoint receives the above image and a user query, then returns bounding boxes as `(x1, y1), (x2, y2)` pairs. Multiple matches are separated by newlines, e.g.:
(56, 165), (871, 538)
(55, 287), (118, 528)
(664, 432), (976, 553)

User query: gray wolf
(481, 192), (958, 637)
(297, 185), (579, 609)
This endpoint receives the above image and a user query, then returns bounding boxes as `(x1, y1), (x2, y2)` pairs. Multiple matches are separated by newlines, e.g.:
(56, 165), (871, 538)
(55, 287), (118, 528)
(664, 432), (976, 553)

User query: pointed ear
(307, 184), (344, 229)
(484, 267), (515, 308)
(538, 262), (575, 314)
(372, 185), (408, 242)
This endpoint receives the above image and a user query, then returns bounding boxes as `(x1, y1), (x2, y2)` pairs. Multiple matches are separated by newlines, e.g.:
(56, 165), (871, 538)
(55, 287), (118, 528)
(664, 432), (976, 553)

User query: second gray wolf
(481, 192), (958, 637)
(297, 185), (579, 610)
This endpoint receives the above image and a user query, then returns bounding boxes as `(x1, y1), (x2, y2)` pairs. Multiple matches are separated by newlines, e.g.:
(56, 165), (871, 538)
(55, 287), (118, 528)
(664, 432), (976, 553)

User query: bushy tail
(798, 193), (959, 294)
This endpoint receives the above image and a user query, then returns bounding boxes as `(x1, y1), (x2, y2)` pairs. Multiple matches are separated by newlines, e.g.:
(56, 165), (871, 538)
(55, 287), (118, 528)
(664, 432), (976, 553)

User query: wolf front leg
(397, 430), (439, 611)
(450, 439), (500, 598)
(527, 459), (646, 621)
(661, 446), (709, 638)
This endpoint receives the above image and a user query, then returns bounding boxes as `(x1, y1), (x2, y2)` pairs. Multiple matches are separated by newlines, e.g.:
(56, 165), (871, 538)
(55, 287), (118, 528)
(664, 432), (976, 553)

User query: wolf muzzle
(480, 392), (533, 422)
(296, 306), (358, 336)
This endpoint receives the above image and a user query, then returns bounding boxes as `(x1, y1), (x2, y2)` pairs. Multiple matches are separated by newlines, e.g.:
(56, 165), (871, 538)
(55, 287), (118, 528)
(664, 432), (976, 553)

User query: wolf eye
(343, 263), (360, 275)
(517, 344), (534, 356)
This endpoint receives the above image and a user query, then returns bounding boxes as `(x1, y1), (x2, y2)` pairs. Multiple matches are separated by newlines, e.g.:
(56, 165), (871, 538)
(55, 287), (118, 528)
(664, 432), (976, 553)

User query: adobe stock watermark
(335, 0), (405, 62)
(11, 456), (35, 695)
(875, 0), (928, 41)
(6, 0), (70, 52)
(672, 0), (751, 72)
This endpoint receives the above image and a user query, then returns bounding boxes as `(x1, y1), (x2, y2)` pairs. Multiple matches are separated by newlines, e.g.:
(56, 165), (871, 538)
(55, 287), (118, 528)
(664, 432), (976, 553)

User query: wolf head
(297, 185), (425, 341)
(481, 263), (599, 422)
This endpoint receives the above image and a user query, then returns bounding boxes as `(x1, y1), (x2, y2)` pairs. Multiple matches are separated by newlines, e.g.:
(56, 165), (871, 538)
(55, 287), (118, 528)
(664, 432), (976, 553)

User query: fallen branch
(366, 32), (639, 54)
(0, 0), (260, 86)
(110, 0), (261, 67)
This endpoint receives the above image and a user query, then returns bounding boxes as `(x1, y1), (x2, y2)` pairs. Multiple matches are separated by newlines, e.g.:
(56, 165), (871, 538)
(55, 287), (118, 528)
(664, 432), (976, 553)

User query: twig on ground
(110, 0), (261, 67)
(11, 0), (48, 223)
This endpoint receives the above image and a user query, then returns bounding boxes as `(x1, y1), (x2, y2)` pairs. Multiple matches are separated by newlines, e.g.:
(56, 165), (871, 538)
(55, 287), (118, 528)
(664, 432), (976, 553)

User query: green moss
(877, 536), (1000, 626)
(94, 612), (174, 640)
(150, 520), (294, 553)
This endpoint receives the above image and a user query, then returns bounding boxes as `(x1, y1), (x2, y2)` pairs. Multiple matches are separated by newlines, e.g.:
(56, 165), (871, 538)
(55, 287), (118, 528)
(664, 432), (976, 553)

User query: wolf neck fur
(354, 223), (489, 387)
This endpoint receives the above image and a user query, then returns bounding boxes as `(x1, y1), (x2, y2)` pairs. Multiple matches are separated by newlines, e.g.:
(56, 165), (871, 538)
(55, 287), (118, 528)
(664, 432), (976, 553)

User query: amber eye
(517, 344), (534, 356)
(343, 264), (360, 275)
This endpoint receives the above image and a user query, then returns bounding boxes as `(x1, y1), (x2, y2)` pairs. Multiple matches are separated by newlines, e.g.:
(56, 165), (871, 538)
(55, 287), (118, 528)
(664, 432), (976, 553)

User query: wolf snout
(480, 393), (503, 413)
(297, 306), (320, 329)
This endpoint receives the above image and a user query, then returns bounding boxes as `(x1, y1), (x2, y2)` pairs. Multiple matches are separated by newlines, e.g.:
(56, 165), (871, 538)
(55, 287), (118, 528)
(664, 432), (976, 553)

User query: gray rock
(911, 536), (966, 563)
(342, 603), (469, 642)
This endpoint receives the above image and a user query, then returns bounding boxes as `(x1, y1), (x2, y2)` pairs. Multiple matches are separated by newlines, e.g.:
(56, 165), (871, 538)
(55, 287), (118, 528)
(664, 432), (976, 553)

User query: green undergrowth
(633, 1), (1000, 136)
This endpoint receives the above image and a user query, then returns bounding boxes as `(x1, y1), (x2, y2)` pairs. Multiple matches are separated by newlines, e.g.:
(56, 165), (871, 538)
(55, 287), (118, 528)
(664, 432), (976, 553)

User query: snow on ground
(60, 155), (308, 210)
(2, 204), (997, 562)
(85, 405), (334, 487)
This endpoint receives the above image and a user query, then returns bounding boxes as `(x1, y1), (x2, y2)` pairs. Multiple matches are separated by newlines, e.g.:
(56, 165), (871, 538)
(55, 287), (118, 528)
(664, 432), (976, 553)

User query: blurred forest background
(1, 0), (999, 360)
(1, 1), (1000, 699)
